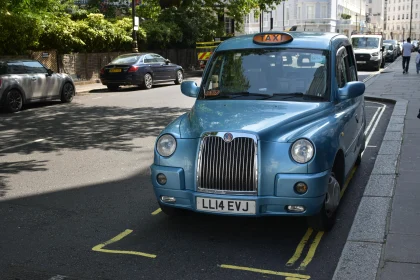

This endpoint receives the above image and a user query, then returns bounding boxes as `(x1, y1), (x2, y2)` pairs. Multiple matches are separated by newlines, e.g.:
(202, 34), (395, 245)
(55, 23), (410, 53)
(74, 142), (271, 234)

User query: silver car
(0, 59), (75, 112)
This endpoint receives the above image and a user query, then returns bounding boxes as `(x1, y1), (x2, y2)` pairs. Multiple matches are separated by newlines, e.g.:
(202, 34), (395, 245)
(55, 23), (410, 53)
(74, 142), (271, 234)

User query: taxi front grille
(197, 135), (257, 194)
(355, 54), (371, 61)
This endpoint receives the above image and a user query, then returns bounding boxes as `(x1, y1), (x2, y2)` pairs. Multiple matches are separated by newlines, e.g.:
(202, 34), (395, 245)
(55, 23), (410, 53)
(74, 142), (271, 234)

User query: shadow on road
(0, 169), (307, 280)
(0, 102), (188, 154)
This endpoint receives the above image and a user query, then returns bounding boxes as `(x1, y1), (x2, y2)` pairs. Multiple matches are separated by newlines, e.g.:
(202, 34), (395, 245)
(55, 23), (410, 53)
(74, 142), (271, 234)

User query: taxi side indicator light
(253, 33), (293, 45)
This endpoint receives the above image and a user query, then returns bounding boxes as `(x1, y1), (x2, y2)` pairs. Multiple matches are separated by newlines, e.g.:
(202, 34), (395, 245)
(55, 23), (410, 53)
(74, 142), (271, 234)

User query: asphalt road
(0, 75), (393, 280)
(358, 61), (392, 82)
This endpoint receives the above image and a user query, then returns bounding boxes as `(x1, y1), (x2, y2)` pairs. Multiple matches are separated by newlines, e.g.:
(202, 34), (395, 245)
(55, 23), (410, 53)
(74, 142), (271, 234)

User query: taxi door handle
(31, 77), (37, 81)
(355, 114), (359, 123)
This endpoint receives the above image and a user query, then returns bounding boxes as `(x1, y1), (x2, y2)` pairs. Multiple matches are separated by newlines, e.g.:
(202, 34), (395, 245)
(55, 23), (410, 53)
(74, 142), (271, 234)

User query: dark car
(384, 43), (397, 62)
(99, 53), (184, 91)
(0, 59), (75, 113)
(384, 39), (401, 56)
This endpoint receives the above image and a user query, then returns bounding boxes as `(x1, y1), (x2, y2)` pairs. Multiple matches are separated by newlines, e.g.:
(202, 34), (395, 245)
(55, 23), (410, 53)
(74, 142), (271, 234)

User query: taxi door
(335, 46), (362, 176)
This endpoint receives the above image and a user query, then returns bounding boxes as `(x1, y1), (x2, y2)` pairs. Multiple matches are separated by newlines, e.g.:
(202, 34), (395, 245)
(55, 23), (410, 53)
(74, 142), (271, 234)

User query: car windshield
(110, 55), (142, 65)
(384, 44), (392, 50)
(199, 48), (329, 101)
(352, 37), (379, 49)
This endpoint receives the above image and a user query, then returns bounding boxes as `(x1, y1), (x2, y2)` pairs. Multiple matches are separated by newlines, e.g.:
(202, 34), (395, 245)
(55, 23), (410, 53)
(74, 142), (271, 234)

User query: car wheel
(158, 202), (187, 217)
(142, 73), (153, 89)
(60, 82), (75, 103)
(107, 84), (120, 91)
(174, 70), (184, 85)
(306, 173), (340, 231)
(355, 134), (366, 166)
(5, 89), (23, 113)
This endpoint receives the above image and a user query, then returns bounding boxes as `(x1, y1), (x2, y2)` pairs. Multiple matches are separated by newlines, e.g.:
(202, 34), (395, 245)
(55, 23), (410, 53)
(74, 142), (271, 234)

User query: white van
(350, 33), (385, 71)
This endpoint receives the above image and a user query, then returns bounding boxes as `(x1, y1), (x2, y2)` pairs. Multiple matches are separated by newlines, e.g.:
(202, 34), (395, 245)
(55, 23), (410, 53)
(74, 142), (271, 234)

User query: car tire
(355, 134), (366, 166)
(141, 73), (153, 89)
(174, 70), (184, 85)
(60, 82), (75, 103)
(306, 174), (340, 231)
(158, 202), (187, 217)
(107, 84), (120, 91)
(5, 89), (23, 113)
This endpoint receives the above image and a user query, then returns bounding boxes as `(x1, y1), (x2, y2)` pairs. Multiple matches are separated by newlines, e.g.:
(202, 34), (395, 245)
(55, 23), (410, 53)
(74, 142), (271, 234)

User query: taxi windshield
(199, 48), (329, 100)
(351, 37), (379, 49)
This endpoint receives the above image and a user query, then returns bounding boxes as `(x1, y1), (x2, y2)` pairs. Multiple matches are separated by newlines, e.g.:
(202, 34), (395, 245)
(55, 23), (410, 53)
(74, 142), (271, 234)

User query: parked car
(0, 59), (75, 113)
(384, 43), (398, 62)
(151, 31), (366, 231)
(412, 40), (419, 51)
(351, 33), (386, 71)
(99, 53), (184, 91)
(384, 39), (401, 56)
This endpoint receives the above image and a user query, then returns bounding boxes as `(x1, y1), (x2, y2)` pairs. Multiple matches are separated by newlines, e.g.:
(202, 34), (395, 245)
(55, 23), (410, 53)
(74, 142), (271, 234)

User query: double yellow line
(286, 166), (357, 271)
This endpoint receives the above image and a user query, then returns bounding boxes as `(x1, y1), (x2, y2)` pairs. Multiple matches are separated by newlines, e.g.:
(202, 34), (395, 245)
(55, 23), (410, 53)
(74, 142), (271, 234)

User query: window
(398, 15), (400, 19)
(369, 0), (372, 2)
(403, 14), (405, 19)
(297, 6), (301, 19)
(6, 62), (25, 74)
(416, 13), (418, 18)
(201, 48), (329, 99)
(152, 54), (166, 63)
(23, 61), (47, 74)
(369, 8), (372, 14)
(144, 54), (156, 63)
(286, 7), (290, 20)
(344, 46), (357, 82)
(225, 16), (233, 33)
(321, 5), (327, 18)
(393, 15), (395, 20)
(336, 48), (349, 88)
(111, 54), (141, 64)
(407, 14), (409, 19)
(307, 5), (315, 19)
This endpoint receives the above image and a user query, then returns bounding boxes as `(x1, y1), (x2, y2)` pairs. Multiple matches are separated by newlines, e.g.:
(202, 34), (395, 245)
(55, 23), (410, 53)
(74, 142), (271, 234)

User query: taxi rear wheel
(159, 202), (187, 217)
(306, 174), (340, 231)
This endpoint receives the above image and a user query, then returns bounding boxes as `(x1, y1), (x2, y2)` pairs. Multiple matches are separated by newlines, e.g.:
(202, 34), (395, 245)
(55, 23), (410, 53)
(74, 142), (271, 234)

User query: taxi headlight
(372, 52), (379, 56)
(291, 139), (314, 164)
(157, 134), (177, 157)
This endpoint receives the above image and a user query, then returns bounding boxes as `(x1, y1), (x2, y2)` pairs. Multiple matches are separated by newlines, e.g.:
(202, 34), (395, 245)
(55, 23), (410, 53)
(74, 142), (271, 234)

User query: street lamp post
(132, 0), (138, 52)
(409, 0), (413, 38)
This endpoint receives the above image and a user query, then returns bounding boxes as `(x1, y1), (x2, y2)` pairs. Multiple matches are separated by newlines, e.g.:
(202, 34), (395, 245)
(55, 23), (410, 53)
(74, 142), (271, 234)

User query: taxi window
(200, 48), (329, 100)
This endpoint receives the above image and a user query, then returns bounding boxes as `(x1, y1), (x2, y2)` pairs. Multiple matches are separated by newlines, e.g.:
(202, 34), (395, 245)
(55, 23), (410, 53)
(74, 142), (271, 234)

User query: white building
(238, 0), (368, 38)
(385, 0), (420, 40)
(366, 0), (386, 34)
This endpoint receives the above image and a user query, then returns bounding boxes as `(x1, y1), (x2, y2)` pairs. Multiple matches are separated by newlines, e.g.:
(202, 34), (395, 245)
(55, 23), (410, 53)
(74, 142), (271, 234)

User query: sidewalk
(74, 70), (203, 95)
(333, 53), (420, 279)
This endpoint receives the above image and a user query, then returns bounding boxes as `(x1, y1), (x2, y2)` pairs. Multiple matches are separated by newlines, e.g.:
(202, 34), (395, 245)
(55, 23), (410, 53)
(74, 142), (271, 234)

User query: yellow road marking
(286, 228), (314, 266)
(297, 231), (324, 271)
(220, 264), (310, 279)
(151, 208), (162, 215)
(92, 229), (157, 258)
(340, 166), (358, 198)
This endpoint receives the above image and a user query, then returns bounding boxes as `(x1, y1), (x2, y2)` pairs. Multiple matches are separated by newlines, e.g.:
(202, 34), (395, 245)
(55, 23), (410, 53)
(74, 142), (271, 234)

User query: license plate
(357, 61), (366, 64)
(109, 68), (122, 73)
(196, 197), (256, 214)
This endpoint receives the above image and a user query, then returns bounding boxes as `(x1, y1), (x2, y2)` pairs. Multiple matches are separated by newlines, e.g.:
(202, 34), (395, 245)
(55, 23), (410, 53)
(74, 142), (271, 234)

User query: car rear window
(110, 55), (142, 65)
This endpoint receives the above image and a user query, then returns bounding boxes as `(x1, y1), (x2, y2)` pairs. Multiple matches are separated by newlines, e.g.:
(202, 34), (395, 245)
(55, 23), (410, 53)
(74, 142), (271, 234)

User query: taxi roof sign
(253, 32), (293, 45)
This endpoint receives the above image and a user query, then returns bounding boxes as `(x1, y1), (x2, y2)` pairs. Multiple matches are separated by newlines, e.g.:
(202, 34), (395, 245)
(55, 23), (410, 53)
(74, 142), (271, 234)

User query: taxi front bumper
(151, 164), (328, 217)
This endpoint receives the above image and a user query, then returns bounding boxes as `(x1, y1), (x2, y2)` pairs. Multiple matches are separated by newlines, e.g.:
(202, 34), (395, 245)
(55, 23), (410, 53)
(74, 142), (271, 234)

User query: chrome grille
(197, 133), (257, 194)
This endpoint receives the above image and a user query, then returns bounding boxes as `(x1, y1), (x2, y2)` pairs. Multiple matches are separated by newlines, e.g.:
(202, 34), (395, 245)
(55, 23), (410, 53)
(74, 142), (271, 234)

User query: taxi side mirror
(181, 81), (199, 98)
(338, 81), (365, 101)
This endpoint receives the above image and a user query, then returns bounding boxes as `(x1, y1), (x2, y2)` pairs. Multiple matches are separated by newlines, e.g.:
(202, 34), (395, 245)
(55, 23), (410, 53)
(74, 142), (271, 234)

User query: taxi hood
(179, 100), (333, 142)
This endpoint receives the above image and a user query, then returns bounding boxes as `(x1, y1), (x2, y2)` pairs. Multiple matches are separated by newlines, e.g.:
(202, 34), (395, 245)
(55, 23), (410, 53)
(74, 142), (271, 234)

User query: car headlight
(291, 139), (314, 164)
(372, 52), (379, 56)
(156, 134), (177, 157)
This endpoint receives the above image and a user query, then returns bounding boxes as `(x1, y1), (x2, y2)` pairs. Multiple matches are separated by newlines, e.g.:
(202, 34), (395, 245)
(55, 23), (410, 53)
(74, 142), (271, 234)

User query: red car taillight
(128, 66), (139, 73)
(100, 68), (105, 75)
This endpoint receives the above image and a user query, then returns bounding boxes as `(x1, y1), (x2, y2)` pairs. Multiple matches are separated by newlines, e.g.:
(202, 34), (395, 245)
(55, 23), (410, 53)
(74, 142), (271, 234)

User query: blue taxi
(150, 32), (366, 231)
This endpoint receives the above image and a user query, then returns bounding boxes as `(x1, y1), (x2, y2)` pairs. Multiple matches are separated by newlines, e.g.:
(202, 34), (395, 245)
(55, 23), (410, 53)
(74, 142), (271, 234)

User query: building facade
(238, 0), (368, 38)
(385, 0), (420, 40)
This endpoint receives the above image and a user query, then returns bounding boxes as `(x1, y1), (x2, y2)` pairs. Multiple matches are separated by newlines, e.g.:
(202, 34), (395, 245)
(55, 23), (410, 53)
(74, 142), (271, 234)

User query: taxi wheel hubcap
(325, 174), (340, 218)
(63, 83), (74, 99)
(145, 74), (152, 88)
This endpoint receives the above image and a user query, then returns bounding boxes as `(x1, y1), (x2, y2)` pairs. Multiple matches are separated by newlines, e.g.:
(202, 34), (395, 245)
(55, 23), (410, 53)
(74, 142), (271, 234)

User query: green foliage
(137, 0), (161, 20)
(341, 13), (351, 20)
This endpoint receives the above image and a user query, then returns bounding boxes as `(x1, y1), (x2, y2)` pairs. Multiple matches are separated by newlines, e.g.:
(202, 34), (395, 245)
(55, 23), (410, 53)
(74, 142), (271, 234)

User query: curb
(332, 61), (407, 280)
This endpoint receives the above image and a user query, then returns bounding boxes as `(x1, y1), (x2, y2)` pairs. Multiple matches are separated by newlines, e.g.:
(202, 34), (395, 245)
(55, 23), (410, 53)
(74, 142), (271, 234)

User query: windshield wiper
(263, 92), (327, 101)
(205, 91), (270, 100)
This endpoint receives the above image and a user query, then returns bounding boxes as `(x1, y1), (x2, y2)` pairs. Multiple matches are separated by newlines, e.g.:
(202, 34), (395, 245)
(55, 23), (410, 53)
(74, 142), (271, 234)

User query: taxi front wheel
(306, 175), (340, 231)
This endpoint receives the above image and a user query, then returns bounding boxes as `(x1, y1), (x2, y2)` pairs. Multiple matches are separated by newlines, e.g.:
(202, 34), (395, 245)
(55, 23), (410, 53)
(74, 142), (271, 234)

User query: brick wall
(2, 49), (198, 82)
